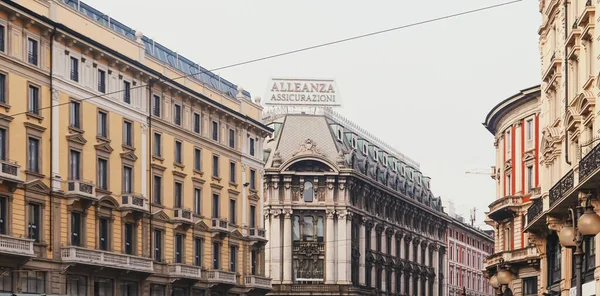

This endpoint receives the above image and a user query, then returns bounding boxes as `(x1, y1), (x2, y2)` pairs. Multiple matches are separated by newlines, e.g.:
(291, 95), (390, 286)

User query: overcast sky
(85, 0), (541, 228)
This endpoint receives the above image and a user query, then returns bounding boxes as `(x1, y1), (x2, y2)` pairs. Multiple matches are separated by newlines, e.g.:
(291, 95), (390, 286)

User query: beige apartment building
(0, 0), (271, 295)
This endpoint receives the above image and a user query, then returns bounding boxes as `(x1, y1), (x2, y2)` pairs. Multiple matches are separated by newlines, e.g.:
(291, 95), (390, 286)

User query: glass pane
(303, 216), (314, 241)
(293, 216), (300, 241)
(317, 217), (324, 242)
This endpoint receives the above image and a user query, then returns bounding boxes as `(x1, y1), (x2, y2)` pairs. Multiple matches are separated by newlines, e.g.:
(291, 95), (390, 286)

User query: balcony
(172, 208), (193, 225)
(244, 275), (272, 290)
(0, 234), (34, 257)
(485, 246), (539, 270)
(0, 159), (23, 187)
(248, 228), (267, 242)
(61, 246), (153, 273)
(120, 193), (148, 213)
(66, 179), (97, 201)
(209, 218), (229, 237)
(206, 270), (237, 286)
(167, 263), (202, 280)
(487, 195), (522, 221)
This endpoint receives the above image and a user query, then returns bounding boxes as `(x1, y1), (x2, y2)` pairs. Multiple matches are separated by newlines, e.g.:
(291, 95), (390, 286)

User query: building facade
(483, 86), (542, 295)
(0, 0), (271, 295)
(262, 109), (450, 296)
(443, 201), (495, 296)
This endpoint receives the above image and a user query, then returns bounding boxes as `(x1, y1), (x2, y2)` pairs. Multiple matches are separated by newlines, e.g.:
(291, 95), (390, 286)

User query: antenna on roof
(470, 207), (476, 227)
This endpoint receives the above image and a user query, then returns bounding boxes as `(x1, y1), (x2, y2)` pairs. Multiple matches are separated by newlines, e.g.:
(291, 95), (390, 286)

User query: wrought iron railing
(527, 197), (543, 225)
(579, 141), (600, 180)
(549, 170), (574, 207)
(0, 159), (19, 177)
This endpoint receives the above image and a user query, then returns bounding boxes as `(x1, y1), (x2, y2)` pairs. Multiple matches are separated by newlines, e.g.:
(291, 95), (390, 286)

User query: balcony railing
(167, 263), (202, 280)
(579, 142), (600, 181)
(61, 246), (153, 273)
(206, 270), (236, 285)
(249, 228), (266, 240)
(527, 197), (543, 226)
(0, 234), (34, 256)
(549, 169), (574, 207)
(210, 218), (229, 232)
(0, 159), (22, 183)
(173, 208), (193, 224)
(244, 275), (272, 289)
(121, 193), (148, 212)
(66, 179), (96, 200)
(485, 246), (539, 267)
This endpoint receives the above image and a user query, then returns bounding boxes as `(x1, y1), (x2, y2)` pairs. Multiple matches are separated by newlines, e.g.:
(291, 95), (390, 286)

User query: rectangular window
(229, 162), (236, 184)
(153, 175), (162, 204)
(251, 250), (257, 275)
(27, 38), (38, 65)
(527, 166), (534, 192)
(523, 277), (538, 296)
(123, 81), (131, 104)
(97, 69), (106, 93)
(212, 121), (218, 141)
(250, 205), (256, 228)
(99, 217), (109, 251)
(213, 243), (220, 269)
(28, 85), (40, 115)
(97, 158), (108, 190)
(174, 182), (183, 208)
(154, 229), (162, 262)
(21, 271), (44, 293)
(153, 95), (160, 117)
(0, 128), (6, 161)
(229, 129), (235, 148)
(250, 169), (256, 190)
(506, 174), (512, 195)
(174, 104), (181, 125)
(150, 285), (165, 296)
(123, 121), (133, 147)
(28, 137), (40, 173)
(123, 166), (133, 193)
(212, 194), (219, 218)
(97, 111), (107, 138)
(526, 119), (533, 141)
(193, 113), (200, 134)
(28, 203), (40, 242)
(506, 130), (511, 153)
(70, 57), (79, 82)
(153, 133), (161, 157)
(71, 212), (81, 246)
(194, 238), (202, 266)
(212, 155), (219, 177)
(249, 138), (255, 156)
(0, 24), (5, 52)
(175, 234), (183, 264)
(194, 148), (201, 171)
(194, 188), (201, 215)
(0, 196), (6, 235)
(124, 223), (134, 255)
(175, 141), (182, 164)
(230, 246), (237, 272)
(0, 73), (6, 103)
(230, 199), (236, 225)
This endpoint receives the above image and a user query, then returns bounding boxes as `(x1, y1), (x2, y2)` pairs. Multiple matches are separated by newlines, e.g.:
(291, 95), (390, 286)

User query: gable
(95, 142), (114, 153)
(66, 133), (88, 145)
(151, 210), (170, 222)
(120, 151), (138, 162)
(24, 179), (50, 194)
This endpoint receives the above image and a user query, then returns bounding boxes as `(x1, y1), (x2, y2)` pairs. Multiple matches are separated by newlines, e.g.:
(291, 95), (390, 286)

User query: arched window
(303, 181), (313, 202)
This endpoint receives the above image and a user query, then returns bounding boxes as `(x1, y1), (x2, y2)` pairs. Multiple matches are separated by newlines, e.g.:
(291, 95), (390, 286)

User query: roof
(482, 85), (541, 134)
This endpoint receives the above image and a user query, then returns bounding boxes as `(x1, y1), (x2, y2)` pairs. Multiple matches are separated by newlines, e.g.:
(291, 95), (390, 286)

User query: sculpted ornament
(337, 210), (347, 220)
(293, 139), (326, 157)
(339, 178), (346, 191)
(326, 209), (336, 219)
(271, 209), (282, 218)
(284, 209), (293, 219)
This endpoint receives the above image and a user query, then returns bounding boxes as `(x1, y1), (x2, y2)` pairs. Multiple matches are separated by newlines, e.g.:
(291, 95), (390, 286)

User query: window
(123, 81), (131, 104)
(174, 104), (181, 125)
(97, 111), (108, 138)
(124, 223), (134, 255)
(212, 121), (219, 141)
(175, 234), (183, 263)
(70, 57), (79, 82)
(154, 229), (162, 262)
(213, 243), (220, 269)
(71, 212), (81, 246)
(230, 246), (237, 272)
(28, 203), (40, 242)
(27, 38), (38, 65)
(67, 275), (85, 296)
(174, 182), (183, 208)
(212, 155), (219, 177)
(0, 24), (4, 52)
(506, 174), (512, 195)
(527, 166), (534, 191)
(21, 271), (44, 293)
(194, 238), (203, 266)
(251, 249), (258, 275)
(547, 234), (561, 286)
(99, 217), (109, 250)
(153, 95), (160, 117)
(69, 150), (81, 180)
(230, 199), (236, 224)
(150, 285), (165, 296)
(153, 175), (162, 204)
(120, 281), (138, 296)
(28, 85), (40, 115)
(123, 121), (133, 147)
(69, 102), (82, 129)
(194, 148), (201, 171)
(0, 128), (6, 161)
(229, 128), (235, 148)
(0, 196), (6, 235)
(523, 277), (538, 296)
(97, 69), (106, 93)
(0, 73), (6, 103)
(194, 113), (201, 134)
(123, 166), (133, 193)
(249, 138), (255, 156)
(376, 233), (382, 252)
(212, 194), (219, 218)
(526, 119), (533, 141)
(97, 158), (108, 190)
(250, 205), (256, 228)
(229, 162), (236, 184)
(175, 141), (182, 164)
(303, 181), (313, 202)
(28, 137), (40, 173)
(153, 133), (161, 157)
(194, 188), (201, 215)
(250, 169), (256, 190)
(506, 130), (511, 152)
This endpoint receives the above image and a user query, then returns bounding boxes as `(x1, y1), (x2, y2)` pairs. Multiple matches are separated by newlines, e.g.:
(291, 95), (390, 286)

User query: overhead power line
(5, 0), (524, 118)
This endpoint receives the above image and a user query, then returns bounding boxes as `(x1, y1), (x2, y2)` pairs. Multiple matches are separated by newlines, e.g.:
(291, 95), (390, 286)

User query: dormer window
(383, 155), (388, 166)
(351, 137), (357, 149)
(362, 143), (367, 154)
(337, 129), (342, 141)
(374, 148), (379, 162)
(392, 162), (397, 170)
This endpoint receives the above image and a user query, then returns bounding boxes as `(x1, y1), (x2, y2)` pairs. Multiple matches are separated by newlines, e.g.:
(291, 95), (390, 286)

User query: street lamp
(556, 193), (600, 296)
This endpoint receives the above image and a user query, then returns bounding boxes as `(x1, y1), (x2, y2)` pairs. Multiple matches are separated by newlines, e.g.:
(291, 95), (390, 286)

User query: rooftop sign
(265, 78), (342, 107)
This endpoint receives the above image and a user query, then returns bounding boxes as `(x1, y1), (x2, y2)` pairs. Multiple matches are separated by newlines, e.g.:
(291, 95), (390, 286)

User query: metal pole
(575, 205), (584, 296)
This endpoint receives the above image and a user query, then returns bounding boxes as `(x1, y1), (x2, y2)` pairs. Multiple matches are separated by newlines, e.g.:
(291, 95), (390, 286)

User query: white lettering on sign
(264, 78), (342, 107)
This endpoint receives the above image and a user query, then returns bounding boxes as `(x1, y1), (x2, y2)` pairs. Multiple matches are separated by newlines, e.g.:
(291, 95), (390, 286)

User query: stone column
(359, 219), (366, 286)
(337, 211), (352, 284)
(433, 244), (440, 296)
(264, 209), (271, 278)
(325, 209), (336, 284)
(241, 164), (248, 235)
(270, 210), (282, 283)
(282, 209), (293, 284)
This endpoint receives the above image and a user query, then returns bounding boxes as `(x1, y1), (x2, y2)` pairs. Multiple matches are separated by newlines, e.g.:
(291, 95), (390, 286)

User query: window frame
(152, 94), (161, 117)
(27, 83), (41, 116)
(153, 132), (162, 158)
(173, 103), (182, 126)
(193, 112), (201, 134)
(97, 110), (109, 139)
(174, 140), (183, 165)
(193, 147), (201, 173)
(122, 165), (133, 194)
(123, 80), (131, 104)
(229, 128), (235, 149)
(27, 136), (41, 173)
(97, 69), (106, 93)
(212, 154), (219, 178)
(123, 120), (133, 148)
(69, 56), (79, 82)
(69, 100), (82, 130)
(211, 120), (219, 141)
(229, 162), (236, 184)
(26, 36), (39, 66)
(97, 157), (108, 191)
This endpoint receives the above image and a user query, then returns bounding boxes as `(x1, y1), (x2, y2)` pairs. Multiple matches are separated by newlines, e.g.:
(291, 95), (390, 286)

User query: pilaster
(241, 164), (248, 235)
(282, 209), (293, 284)
(270, 209), (282, 282)
(359, 218), (366, 286)
(325, 209), (336, 284)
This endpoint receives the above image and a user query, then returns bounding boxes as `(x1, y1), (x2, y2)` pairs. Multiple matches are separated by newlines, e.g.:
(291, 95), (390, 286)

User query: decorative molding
(292, 139), (326, 157)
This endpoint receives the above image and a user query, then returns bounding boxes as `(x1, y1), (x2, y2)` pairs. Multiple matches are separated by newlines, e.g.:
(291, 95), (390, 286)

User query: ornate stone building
(262, 109), (449, 295)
